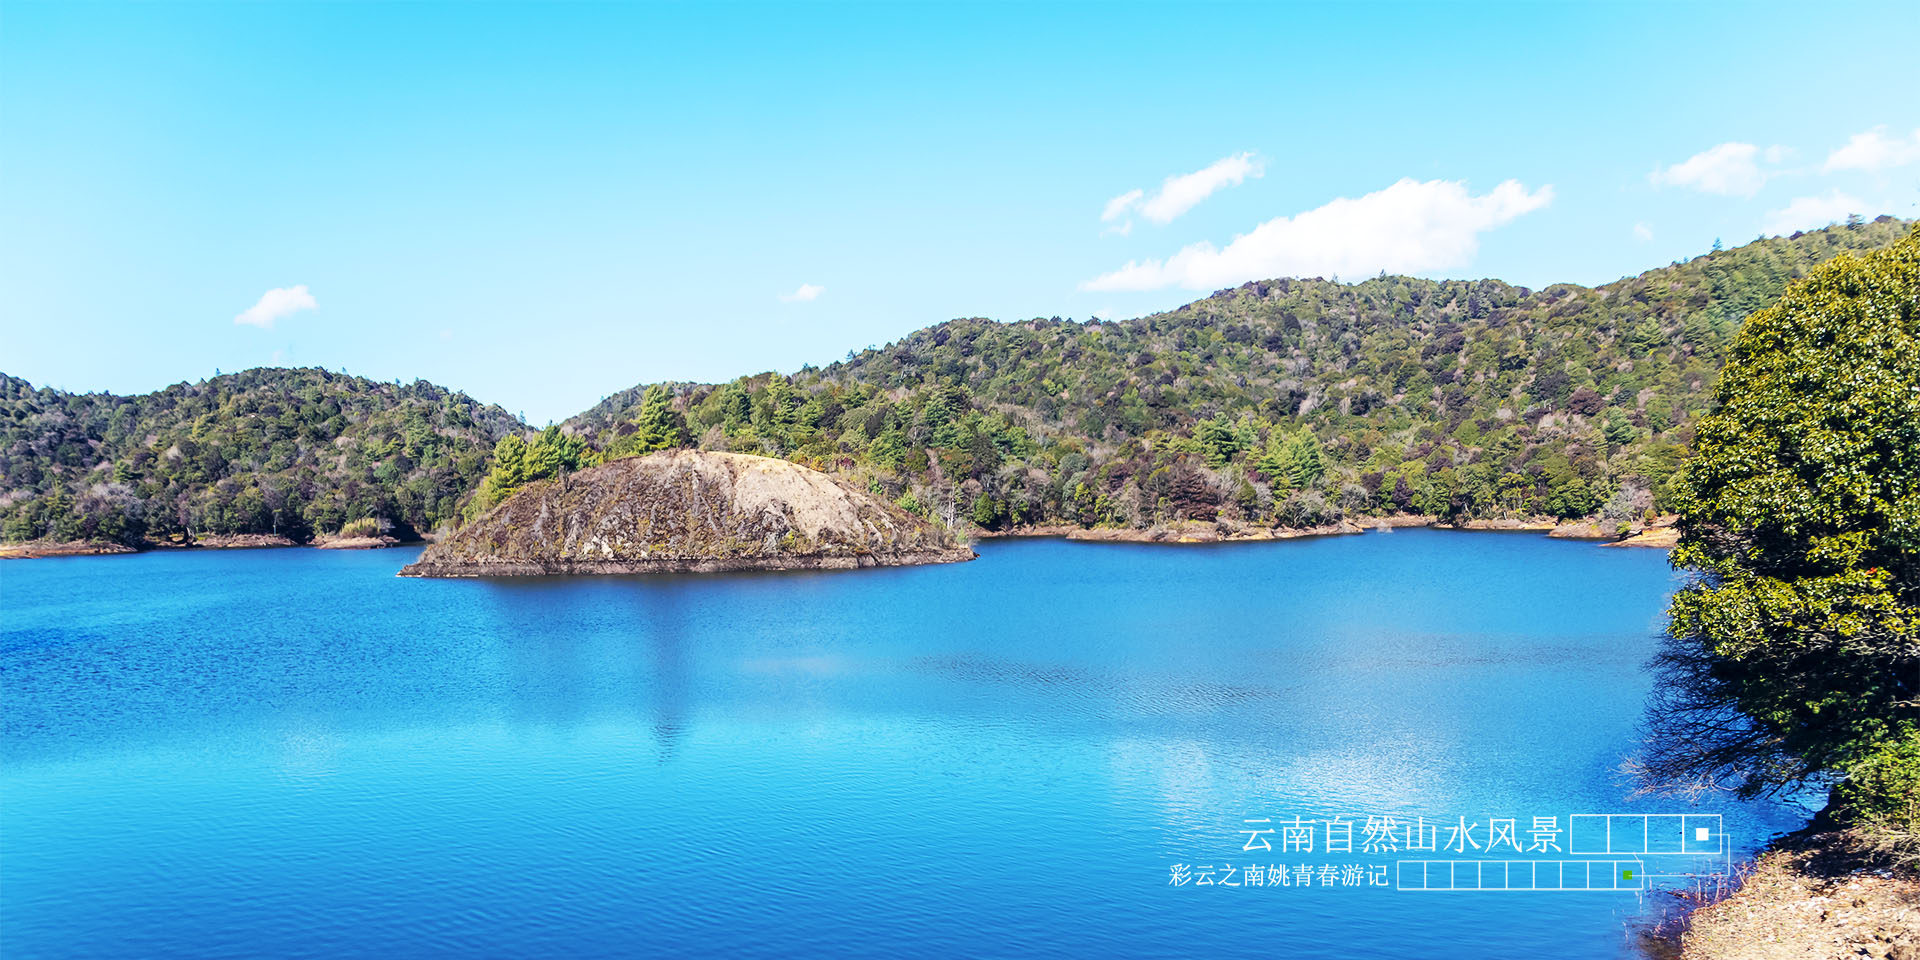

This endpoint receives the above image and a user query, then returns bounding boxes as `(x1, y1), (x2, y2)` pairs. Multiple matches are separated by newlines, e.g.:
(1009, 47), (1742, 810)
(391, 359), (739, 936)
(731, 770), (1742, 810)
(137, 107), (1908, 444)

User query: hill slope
(0, 368), (524, 544)
(565, 217), (1916, 532)
(4, 219), (1911, 546)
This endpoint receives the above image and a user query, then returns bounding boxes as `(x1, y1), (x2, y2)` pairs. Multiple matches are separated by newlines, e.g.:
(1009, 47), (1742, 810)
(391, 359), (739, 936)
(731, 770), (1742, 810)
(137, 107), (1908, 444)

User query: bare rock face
(399, 450), (975, 577)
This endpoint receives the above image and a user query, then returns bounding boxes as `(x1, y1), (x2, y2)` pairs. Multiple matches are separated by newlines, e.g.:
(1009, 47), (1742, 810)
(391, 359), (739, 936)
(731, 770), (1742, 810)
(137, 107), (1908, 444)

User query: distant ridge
(3, 218), (1913, 546)
(0, 367), (522, 545)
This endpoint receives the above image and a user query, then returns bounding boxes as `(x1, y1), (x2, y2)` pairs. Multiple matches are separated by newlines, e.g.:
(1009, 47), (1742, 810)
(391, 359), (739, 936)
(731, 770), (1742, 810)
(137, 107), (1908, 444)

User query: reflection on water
(1, 532), (1810, 959)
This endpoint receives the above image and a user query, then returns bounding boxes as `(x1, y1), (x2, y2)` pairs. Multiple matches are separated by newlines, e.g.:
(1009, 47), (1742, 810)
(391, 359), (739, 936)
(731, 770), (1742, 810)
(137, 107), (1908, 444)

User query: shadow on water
(638, 587), (690, 758)
(476, 576), (693, 758)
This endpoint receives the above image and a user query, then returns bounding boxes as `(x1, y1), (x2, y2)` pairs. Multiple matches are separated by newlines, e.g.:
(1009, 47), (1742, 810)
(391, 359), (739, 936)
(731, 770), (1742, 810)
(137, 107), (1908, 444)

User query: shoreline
(974, 513), (1678, 547)
(1673, 830), (1918, 959)
(398, 546), (977, 578)
(5, 515), (1680, 559)
(2, 533), (424, 559)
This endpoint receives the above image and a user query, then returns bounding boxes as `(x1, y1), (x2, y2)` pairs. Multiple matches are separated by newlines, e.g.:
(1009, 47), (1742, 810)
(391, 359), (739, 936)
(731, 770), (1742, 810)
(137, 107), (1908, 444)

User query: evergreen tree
(631, 385), (688, 454)
(1284, 431), (1324, 490)
(1255, 428), (1293, 491)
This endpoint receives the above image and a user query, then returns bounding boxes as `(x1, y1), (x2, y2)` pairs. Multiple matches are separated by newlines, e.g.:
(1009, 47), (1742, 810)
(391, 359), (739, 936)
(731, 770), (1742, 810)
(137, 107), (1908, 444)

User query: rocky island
(398, 450), (974, 577)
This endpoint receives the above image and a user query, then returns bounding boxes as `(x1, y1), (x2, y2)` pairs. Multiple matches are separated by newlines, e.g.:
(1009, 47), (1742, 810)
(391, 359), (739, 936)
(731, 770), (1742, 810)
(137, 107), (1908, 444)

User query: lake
(0, 530), (1809, 958)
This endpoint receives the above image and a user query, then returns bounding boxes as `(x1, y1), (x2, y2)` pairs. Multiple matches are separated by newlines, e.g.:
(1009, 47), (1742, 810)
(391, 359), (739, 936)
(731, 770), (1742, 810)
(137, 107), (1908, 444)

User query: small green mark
(1622, 869), (1634, 881)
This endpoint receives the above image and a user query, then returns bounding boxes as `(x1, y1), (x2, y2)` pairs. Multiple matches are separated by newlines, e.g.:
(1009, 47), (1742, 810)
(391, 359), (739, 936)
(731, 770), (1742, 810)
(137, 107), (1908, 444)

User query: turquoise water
(1, 531), (1806, 958)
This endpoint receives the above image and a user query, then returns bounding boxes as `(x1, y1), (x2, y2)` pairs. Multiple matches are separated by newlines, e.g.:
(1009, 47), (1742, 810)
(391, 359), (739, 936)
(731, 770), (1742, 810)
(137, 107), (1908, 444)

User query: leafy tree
(1640, 227), (1918, 854)
(971, 492), (1000, 530)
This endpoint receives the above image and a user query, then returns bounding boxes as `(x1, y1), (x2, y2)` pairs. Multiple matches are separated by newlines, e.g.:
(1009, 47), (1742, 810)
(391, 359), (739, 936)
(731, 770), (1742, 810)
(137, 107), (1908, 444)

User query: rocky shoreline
(0, 539), (141, 559)
(974, 513), (1679, 547)
(314, 535), (410, 550)
(397, 547), (974, 578)
(7, 513), (1683, 559)
(0, 531), (421, 558)
(1606, 526), (1681, 548)
(1060, 519), (1365, 544)
(1673, 832), (1918, 959)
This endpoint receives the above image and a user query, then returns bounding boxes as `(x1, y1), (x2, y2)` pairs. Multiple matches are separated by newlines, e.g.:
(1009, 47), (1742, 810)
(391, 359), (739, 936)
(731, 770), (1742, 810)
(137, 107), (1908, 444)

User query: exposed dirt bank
(401, 450), (973, 577)
(1678, 833), (1919, 960)
(0, 540), (139, 559)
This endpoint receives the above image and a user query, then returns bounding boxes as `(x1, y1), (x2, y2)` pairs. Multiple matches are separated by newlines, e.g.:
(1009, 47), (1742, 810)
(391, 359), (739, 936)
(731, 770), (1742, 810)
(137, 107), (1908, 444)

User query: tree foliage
(3, 220), (1912, 543)
(569, 219), (1913, 532)
(0, 368), (521, 543)
(464, 426), (600, 520)
(1641, 226), (1918, 849)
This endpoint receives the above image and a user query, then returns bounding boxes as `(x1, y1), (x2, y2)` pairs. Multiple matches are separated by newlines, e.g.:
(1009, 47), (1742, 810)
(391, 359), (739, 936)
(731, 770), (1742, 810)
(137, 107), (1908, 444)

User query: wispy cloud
(234, 285), (318, 328)
(778, 283), (824, 303)
(1649, 142), (1779, 197)
(1100, 188), (1144, 224)
(1081, 178), (1552, 292)
(1633, 221), (1654, 242)
(1763, 190), (1870, 235)
(1139, 152), (1265, 224)
(1824, 126), (1920, 173)
(1100, 152), (1265, 232)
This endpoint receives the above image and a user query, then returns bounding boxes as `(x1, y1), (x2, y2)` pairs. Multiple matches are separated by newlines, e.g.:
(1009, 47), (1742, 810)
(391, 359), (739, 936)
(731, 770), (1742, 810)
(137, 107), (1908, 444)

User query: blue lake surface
(1, 531), (1809, 958)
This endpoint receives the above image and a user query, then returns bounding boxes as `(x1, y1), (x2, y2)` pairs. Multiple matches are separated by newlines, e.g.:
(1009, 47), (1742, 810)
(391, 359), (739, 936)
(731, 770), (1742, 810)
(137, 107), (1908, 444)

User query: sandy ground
(1680, 834), (1919, 959)
(0, 540), (138, 558)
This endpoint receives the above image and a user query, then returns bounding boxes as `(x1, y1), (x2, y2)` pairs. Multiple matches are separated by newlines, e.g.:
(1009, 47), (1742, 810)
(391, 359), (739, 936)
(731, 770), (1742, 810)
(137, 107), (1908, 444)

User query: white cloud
(234, 285), (318, 328)
(1139, 152), (1265, 224)
(1100, 188), (1144, 223)
(778, 283), (824, 302)
(1633, 221), (1654, 242)
(1649, 142), (1775, 197)
(1763, 190), (1870, 235)
(1824, 126), (1920, 173)
(1081, 178), (1552, 292)
(1098, 152), (1264, 231)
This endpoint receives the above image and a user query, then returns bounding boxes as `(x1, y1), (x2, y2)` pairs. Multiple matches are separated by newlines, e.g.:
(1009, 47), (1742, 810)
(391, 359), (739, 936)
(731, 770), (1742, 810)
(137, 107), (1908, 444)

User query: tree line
(2, 217), (1911, 545)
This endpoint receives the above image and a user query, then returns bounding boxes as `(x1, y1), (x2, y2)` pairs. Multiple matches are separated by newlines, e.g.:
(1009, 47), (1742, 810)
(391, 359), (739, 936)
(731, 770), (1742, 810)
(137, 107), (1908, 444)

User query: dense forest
(2, 217), (1912, 545)
(563, 217), (1916, 533)
(0, 369), (521, 544)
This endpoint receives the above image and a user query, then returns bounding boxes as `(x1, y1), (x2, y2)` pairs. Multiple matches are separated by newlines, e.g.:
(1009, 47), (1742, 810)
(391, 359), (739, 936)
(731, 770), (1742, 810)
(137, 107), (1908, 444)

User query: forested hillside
(4, 218), (1911, 546)
(0, 368), (523, 544)
(564, 217), (1915, 532)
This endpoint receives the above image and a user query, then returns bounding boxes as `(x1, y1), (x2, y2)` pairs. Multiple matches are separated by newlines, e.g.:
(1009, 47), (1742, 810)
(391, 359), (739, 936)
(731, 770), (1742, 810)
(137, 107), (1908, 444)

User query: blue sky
(3, 1), (1916, 424)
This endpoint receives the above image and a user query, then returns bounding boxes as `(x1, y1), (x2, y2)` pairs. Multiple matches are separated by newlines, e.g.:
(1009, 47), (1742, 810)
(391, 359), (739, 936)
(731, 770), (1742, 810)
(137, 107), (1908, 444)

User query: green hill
(5, 218), (1912, 546)
(0, 368), (524, 544)
(564, 217), (1916, 531)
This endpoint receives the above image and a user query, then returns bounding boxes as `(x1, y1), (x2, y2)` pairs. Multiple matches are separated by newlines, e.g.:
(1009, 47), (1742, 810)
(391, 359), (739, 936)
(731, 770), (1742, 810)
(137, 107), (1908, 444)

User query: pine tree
(1255, 428), (1292, 491)
(1284, 431), (1324, 490)
(632, 385), (688, 454)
